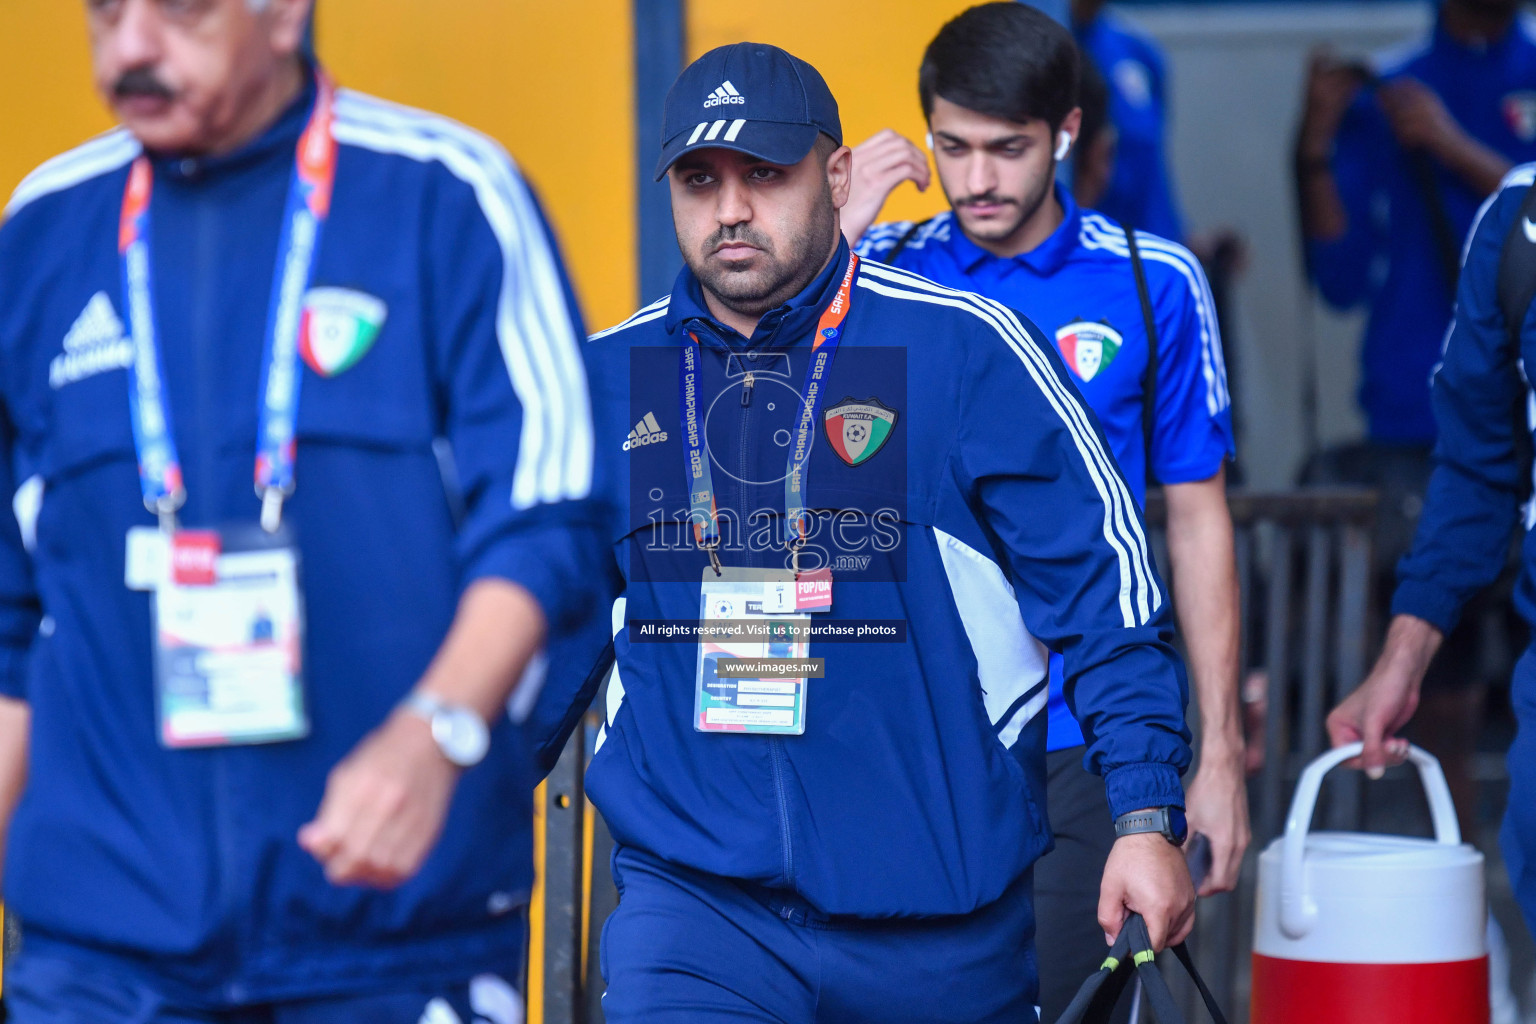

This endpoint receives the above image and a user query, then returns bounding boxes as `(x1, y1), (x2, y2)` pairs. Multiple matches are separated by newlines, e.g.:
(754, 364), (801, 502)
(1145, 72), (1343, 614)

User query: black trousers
(1034, 746), (1131, 1024)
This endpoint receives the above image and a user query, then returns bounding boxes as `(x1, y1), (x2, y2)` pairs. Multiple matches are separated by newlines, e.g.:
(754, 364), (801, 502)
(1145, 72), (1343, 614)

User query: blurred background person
(0, 0), (603, 1020)
(1073, 0), (1186, 242)
(842, 6), (1243, 1019)
(1073, 55), (1117, 210)
(1298, 0), (1536, 450)
(1072, 1), (1249, 453)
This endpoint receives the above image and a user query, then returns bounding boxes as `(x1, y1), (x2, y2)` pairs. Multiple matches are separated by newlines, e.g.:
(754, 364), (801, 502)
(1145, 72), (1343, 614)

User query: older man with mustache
(0, 1), (604, 1020)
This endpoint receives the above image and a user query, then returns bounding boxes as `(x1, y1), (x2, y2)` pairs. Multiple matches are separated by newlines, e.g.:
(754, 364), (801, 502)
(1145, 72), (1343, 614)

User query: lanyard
(679, 254), (859, 572)
(120, 73), (339, 534)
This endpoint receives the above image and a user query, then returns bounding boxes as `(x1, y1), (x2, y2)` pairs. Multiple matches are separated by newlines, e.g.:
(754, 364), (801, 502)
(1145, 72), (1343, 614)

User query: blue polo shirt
(1077, 10), (1186, 243)
(857, 186), (1232, 751)
(1308, 13), (1536, 443)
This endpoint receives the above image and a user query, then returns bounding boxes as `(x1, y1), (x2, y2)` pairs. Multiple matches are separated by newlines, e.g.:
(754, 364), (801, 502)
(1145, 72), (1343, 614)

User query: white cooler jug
(1251, 742), (1487, 1022)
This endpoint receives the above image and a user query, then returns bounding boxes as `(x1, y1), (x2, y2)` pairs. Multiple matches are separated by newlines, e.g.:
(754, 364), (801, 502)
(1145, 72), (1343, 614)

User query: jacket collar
(149, 60), (319, 184)
(664, 239), (852, 352)
(946, 181), (1081, 278)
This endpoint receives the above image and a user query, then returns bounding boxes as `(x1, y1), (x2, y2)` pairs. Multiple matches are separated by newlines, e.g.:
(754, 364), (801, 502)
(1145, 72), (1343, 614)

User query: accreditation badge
(694, 567), (826, 736)
(151, 525), (308, 748)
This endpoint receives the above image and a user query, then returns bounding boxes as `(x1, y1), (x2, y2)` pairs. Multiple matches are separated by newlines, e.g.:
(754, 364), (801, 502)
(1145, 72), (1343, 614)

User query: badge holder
(145, 485), (309, 749)
(692, 539), (832, 737)
(695, 566), (812, 735)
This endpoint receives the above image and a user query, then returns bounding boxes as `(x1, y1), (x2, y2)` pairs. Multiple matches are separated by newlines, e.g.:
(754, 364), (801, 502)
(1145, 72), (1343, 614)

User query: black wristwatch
(1113, 806), (1188, 848)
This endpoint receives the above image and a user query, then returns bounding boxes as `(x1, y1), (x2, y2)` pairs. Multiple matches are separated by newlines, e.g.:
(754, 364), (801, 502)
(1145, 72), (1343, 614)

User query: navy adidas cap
(654, 42), (842, 181)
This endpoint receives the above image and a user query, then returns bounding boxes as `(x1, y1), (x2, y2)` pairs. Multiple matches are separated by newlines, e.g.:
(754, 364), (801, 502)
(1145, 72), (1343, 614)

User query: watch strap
(1114, 806), (1184, 846)
(1113, 808), (1165, 838)
(401, 690), (449, 720)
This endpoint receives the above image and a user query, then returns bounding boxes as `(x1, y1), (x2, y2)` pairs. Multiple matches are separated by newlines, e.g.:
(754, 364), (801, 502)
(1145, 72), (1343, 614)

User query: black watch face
(1168, 805), (1189, 846)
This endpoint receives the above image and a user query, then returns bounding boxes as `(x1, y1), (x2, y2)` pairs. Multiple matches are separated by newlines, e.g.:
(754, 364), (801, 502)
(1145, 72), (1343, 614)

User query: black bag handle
(1049, 914), (1229, 1024)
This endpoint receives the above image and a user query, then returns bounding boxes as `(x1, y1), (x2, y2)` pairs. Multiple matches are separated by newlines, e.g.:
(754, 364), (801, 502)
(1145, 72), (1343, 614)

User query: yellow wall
(0, 0), (637, 332)
(317, 0), (636, 330)
(0, 4), (114, 195)
(689, 0), (976, 225)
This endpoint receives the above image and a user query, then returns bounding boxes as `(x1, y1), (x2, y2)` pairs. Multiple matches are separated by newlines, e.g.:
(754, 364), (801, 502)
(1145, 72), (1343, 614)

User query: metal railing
(1145, 486), (1377, 1021)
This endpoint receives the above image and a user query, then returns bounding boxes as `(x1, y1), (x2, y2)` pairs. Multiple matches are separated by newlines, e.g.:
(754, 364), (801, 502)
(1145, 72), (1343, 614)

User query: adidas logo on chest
(623, 412), (669, 450)
(50, 291), (134, 389)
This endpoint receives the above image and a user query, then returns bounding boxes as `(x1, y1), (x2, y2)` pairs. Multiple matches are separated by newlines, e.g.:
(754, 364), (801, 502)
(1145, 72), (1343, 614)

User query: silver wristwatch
(400, 691), (490, 768)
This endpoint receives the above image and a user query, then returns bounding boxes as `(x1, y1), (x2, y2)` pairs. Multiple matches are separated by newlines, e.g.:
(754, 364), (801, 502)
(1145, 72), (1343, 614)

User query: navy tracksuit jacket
(577, 243), (1192, 919)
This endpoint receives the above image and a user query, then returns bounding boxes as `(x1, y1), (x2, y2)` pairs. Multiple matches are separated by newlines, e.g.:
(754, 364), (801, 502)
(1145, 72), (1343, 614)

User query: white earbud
(1054, 130), (1072, 162)
(925, 131), (934, 151)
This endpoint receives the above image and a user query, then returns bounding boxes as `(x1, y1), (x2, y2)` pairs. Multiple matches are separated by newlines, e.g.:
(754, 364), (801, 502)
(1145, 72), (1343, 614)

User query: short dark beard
(681, 180), (840, 323)
(951, 166), (1054, 248)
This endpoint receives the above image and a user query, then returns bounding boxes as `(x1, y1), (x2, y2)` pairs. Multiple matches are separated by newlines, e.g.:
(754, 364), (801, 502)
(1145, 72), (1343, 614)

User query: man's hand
(1099, 829), (1197, 952)
(841, 129), (931, 246)
(1182, 747), (1249, 896)
(295, 578), (545, 888)
(1298, 48), (1367, 163)
(1327, 614), (1442, 777)
(298, 708), (460, 887)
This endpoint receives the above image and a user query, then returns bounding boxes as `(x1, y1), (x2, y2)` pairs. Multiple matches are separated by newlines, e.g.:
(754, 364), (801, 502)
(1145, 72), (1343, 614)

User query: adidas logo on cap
(703, 80), (746, 108)
(623, 412), (670, 451)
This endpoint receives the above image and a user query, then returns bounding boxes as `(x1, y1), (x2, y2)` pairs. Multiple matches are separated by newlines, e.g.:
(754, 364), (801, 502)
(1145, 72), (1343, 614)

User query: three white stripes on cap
(688, 118), (747, 145)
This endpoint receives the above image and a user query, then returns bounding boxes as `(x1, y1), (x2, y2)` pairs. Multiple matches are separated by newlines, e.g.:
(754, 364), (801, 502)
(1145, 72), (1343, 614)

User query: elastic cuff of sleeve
(464, 544), (574, 632)
(0, 645), (30, 700)
(1390, 580), (1461, 635)
(1103, 762), (1186, 822)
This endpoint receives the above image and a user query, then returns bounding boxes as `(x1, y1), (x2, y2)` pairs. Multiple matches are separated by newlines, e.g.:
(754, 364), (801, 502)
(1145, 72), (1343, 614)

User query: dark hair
(919, 2), (1080, 132)
(1076, 51), (1110, 153)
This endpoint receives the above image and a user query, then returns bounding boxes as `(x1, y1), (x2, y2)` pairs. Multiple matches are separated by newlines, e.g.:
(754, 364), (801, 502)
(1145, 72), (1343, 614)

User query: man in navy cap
(577, 41), (1196, 1022)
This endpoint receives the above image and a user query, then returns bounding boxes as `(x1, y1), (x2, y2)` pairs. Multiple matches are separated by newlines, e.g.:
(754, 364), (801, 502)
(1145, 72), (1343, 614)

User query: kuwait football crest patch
(299, 287), (387, 377)
(1055, 320), (1123, 383)
(824, 397), (897, 466)
(1506, 91), (1536, 143)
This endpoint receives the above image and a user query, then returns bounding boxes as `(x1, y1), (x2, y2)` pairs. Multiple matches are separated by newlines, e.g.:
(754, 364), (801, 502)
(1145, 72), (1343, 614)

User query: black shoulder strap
(1125, 222), (1160, 487)
(1497, 183), (1536, 500)
(880, 218), (932, 265)
(1497, 183), (1536, 347)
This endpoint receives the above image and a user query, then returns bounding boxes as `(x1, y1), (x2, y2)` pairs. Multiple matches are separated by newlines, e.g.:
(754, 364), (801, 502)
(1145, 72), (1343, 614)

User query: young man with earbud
(843, 5), (1245, 1019)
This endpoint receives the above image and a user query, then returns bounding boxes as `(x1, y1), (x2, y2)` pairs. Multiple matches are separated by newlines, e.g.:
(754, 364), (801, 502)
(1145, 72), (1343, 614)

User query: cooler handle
(1279, 741), (1460, 939)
